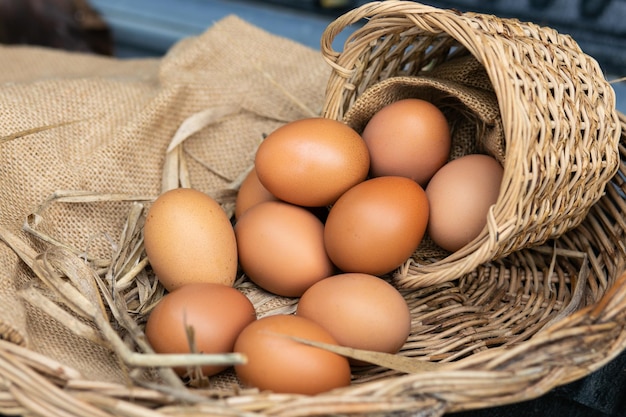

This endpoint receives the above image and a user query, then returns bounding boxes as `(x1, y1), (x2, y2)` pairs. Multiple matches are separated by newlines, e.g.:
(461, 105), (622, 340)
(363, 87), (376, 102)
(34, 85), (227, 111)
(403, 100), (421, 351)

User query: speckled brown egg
(233, 314), (351, 394)
(425, 154), (504, 252)
(235, 167), (279, 220)
(324, 176), (429, 275)
(145, 283), (256, 377)
(362, 98), (451, 187)
(254, 117), (370, 207)
(297, 273), (411, 365)
(234, 201), (335, 297)
(143, 188), (238, 291)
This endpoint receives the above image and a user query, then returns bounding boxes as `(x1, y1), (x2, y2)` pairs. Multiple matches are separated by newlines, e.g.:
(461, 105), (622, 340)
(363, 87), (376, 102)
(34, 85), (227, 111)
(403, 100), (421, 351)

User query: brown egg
(297, 273), (411, 365)
(362, 98), (451, 187)
(235, 167), (279, 220)
(324, 176), (429, 275)
(144, 283), (256, 377)
(234, 201), (335, 297)
(233, 314), (351, 394)
(143, 188), (238, 291)
(425, 154), (504, 252)
(255, 117), (370, 207)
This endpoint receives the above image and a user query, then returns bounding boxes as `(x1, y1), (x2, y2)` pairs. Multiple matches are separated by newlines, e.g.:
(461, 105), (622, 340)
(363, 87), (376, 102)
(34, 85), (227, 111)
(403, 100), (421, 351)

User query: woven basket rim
(1, 2), (626, 417)
(1, 263), (625, 416)
(320, 0), (622, 289)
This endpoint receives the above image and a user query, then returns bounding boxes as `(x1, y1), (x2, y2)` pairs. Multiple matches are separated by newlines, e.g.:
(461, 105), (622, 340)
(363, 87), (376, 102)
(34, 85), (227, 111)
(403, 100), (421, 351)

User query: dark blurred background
(2, 0), (626, 73)
(1, 0), (623, 110)
(0, 0), (113, 55)
(0, 1), (624, 416)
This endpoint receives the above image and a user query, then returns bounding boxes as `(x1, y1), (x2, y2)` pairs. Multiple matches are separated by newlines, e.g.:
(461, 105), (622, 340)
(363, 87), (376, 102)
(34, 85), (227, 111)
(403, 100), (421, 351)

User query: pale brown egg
(297, 273), (411, 365)
(362, 98), (451, 187)
(254, 117), (370, 207)
(425, 154), (504, 252)
(143, 188), (238, 291)
(235, 167), (278, 220)
(233, 314), (351, 395)
(234, 201), (335, 297)
(144, 283), (256, 377)
(324, 176), (429, 275)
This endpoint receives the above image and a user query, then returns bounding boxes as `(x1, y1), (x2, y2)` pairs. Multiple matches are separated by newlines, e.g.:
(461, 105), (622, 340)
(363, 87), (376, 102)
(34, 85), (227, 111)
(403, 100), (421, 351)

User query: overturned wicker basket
(321, 1), (622, 289)
(1, 2), (626, 417)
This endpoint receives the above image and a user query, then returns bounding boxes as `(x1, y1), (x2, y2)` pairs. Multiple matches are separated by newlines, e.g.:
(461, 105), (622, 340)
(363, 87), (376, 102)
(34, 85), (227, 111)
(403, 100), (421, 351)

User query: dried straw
(1, 3), (625, 416)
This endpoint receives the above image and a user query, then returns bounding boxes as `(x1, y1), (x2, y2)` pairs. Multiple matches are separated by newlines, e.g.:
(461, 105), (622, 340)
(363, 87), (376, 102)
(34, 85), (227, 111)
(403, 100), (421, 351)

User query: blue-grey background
(89, 0), (626, 113)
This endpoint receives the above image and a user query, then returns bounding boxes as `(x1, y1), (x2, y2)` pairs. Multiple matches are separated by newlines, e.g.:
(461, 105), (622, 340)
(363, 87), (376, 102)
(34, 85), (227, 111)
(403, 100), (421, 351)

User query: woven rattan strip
(0, 95), (625, 417)
(321, 1), (622, 289)
(1, 128), (626, 415)
(0, 3), (625, 417)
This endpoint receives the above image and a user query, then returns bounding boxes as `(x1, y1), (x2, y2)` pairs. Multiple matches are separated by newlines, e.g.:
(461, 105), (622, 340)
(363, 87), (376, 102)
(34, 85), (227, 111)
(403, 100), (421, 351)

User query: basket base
(451, 347), (626, 416)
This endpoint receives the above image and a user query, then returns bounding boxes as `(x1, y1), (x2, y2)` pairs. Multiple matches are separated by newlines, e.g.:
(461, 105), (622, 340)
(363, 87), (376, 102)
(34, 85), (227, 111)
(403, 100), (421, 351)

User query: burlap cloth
(0, 15), (330, 383)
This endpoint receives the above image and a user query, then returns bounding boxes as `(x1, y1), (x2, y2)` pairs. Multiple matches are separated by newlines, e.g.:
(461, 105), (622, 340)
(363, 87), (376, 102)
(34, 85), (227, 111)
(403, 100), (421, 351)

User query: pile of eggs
(142, 98), (504, 395)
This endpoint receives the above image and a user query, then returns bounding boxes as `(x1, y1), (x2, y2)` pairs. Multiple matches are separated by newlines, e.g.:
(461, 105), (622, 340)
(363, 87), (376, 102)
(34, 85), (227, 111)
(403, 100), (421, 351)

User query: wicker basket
(3, 122), (626, 416)
(321, 1), (622, 289)
(2, 2), (626, 417)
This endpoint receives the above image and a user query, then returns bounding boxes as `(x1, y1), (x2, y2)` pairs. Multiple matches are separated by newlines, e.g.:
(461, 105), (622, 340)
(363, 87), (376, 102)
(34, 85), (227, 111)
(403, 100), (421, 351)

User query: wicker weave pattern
(1, 4), (626, 417)
(321, 1), (622, 288)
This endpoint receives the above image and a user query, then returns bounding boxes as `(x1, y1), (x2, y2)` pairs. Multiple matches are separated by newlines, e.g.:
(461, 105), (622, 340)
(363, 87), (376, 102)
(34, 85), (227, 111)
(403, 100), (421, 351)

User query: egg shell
(233, 314), (351, 395)
(144, 283), (257, 377)
(254, 117), (370, 207)
(143, 188), (238, 291)
(324, 176), (429, 275)
(234, 201), (335, 297)
(235, 167), (279, 220)
(297, 273), (411, 365)
(362, 98), (451, 187)
(425, 154), (504, 252)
